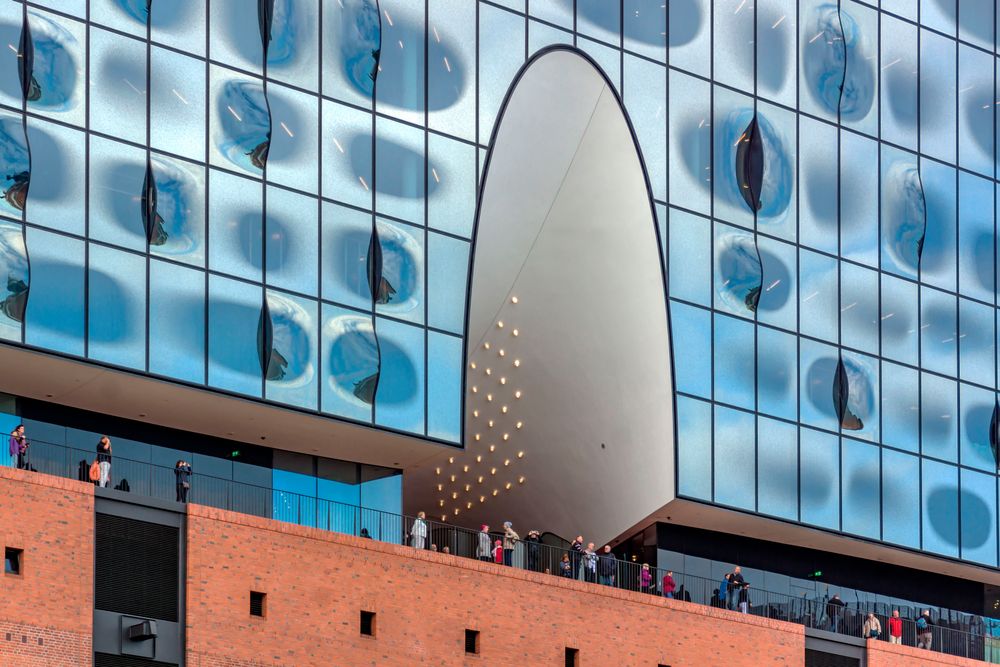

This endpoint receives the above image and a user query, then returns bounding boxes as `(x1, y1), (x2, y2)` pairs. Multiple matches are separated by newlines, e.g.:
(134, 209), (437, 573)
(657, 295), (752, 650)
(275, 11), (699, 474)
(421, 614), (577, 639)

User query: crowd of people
(8, 425), (194, 501)
(408, 513), (956, 655)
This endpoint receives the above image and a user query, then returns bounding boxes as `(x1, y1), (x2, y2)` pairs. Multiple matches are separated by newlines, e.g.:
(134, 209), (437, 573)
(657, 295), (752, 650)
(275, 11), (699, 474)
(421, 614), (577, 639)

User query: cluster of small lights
(435, 294), (527, 517)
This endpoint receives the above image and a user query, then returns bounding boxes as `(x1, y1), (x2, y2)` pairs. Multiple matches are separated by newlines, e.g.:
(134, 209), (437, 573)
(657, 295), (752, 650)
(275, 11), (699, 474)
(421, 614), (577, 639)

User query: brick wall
(0, 467), (94, 666)
(866, 638), (997, 667)
(186, 505), (806, 667)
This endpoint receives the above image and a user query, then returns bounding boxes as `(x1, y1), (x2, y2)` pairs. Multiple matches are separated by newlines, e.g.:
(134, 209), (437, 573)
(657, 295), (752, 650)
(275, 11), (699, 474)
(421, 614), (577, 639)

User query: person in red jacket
(492, 539), (503, 564)
(662, 570), (677, 598)
(888, 609), (903, 644)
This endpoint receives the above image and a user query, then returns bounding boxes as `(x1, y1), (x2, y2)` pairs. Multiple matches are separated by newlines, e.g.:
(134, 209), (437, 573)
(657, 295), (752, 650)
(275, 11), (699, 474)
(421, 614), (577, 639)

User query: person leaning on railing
(476, 524), (492, 562)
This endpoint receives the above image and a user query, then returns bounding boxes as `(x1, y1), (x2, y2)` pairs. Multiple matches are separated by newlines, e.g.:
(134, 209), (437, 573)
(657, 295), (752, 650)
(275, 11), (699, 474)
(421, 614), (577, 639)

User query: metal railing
(8, 436), (1000, 662)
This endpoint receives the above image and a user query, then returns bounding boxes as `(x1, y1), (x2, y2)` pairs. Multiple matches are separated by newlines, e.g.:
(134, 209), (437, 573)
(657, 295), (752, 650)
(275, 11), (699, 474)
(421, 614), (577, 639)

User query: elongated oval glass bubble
(326, 315), (380, 406)
(881, 161), (925, 276)
(716, 231), (762, 314)
(261, 292), (314, 387)
(216, 80), (270, 173)
(802, 4), (874, 121)
(718, 108), (792, 220)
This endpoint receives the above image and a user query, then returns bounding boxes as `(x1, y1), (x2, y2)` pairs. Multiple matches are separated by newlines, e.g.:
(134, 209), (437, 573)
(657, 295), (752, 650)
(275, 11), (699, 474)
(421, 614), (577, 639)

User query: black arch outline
(460, 44), (678, 459)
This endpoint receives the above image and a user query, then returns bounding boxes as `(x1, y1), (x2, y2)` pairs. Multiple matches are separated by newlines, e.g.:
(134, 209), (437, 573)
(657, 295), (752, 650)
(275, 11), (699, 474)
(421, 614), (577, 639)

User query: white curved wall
(405, 50), (674, 544)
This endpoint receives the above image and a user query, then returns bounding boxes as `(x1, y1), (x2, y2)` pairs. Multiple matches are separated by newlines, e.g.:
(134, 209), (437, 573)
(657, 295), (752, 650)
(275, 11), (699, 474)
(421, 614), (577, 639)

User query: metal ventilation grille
(95, 513), (179, 622)
(804, 649), (860, 667)
(94, 653), (177, 667)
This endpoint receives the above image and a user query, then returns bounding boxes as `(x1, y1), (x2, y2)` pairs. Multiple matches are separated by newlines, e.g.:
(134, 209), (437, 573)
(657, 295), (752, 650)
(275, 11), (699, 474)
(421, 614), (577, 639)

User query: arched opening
(405, 47), (674, 543)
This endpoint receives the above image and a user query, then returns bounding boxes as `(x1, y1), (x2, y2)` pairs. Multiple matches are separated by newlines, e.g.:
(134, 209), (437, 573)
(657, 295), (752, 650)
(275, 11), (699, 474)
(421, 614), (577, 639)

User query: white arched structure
(405, 48), (674, 544)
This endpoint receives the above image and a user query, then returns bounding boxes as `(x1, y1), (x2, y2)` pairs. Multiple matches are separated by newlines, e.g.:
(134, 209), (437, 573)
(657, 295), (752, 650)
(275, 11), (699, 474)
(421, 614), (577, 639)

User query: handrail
(7, 435), (1000, 662)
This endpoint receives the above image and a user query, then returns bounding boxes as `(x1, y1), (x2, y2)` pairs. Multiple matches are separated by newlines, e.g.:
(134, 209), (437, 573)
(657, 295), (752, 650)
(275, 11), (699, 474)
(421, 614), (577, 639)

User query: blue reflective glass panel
(669, 301), (710, 398)
(842, 438), (879, 540)
(207, 275), (263, 397)
(713, 404), (755, 511)
(149, 259), (205, 385)
(882, 448), (920, 549)
(757, 416), (797, 521)
(922, 459), (959, 557)
(427, 331), (462, 442)
(88, 244), (146, 371)
(800, 427), (840, 531)
(24, 228), (83, 356)
(677, 395), (712, 501)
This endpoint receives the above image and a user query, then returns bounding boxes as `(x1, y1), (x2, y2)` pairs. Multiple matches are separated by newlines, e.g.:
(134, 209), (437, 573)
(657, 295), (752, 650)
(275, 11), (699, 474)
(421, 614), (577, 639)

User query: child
(492, 538), (503, 564)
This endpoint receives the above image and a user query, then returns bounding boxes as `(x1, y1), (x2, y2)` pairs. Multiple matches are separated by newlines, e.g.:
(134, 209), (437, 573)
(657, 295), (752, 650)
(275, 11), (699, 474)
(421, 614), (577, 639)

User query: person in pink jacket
(662, 570), (676, 598)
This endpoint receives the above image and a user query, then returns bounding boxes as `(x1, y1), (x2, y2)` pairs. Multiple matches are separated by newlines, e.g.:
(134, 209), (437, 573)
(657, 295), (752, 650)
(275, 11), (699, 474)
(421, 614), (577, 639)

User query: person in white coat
(410, 511), (428, 549)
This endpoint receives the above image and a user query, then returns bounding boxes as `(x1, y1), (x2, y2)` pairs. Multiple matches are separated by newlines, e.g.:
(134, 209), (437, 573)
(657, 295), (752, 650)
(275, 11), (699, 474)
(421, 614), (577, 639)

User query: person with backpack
(96, 436), (112, 488)
(916, 609), (934, 650)
(476, 524), (492, 562)
(888, 610), (903, 644)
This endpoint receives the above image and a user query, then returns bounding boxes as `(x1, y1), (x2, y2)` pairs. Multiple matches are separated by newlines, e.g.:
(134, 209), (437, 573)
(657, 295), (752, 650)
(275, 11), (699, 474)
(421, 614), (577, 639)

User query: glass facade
(1, 0), (998, 568)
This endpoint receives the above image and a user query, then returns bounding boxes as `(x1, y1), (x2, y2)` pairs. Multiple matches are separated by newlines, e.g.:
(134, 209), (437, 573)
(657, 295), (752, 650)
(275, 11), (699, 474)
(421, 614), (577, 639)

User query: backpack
(917, 616), (928, 631)
(89, 460), (100, 482)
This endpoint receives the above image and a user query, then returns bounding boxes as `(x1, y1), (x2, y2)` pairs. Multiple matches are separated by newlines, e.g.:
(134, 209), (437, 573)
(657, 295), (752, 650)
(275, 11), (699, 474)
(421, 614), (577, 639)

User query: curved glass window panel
(919, 29), (957, 164)
(882, 448), (920, 549)
(23, 228), (83, 356)
(879, 146), (923, 281)
(840, 263), (878, 355)
(668, 208), (711, 307)
(264, 290), (318, 411)
(375, 0), (425, 125)
(209, 0), (263, 75)
(839, 131), (877, 267)
(25, 119), (84, 236)
(677, 395), (711, 501)
(87, 244), (146, 371)
(959, 383), (996, 473)
(150, 154), (206, 267)
(321, 200), (371, 311)
(840, 1), (878, 135)
(90, 27), (146, 146)
(959, 298), (994, 389)
(320, 304), (376, 422)
(921, 0), (956, 35)
(150, 46), (207, 163)
(149, 259), (205, 385)
(957, 171), (994, 304)
(0, 3), (23, 111)
(207, 274), (263, 397)
(798, 0), (840, 123)
(266, 84), (319, 194)
(528, 19), (573, 56)
(921, 459), (958, 558)
(266, 0), (319, 92)
(428, 0), (476, 141)
(756, 0), (796, 108)
(756, 101), (797, 241)
(24, 10), (85, 128)
(799, 337), (839, 432)
(427, 330), (461, 442)
(712, 86), (755, 230)
(921, 372), (958, 463)
(958, 0), (994, 50)
(960, 468), (997, 567)
(842, 437), (879, 540)
(668, 0), (709, 76)
(208, 169), (263, 283)
(879, 15), (918, 152)
(88, 136), (147, 253)
(92, 0), (146, 36)
(0, 111), (28, 221)
(798, 116), (838, 255)
(478, 3), (525, 144)
(579, 38), (620, 91)
(712, 0), (753, 93)
(374, 218), (424, 325)
(920, 159), (957, 291)
(840, 350), (879, 442)
(208, 66), (268, 176)
(669, 300), (711, 398)
(920, 286), (957, 377)
(0, 220), (26, 342)
(667, 69), (710, 215)
(881, 361), (919, 453)
(713, 224), (761, 318)
(623, 55), (666, 202)
(800, 426), (840, 531)
(373, 316), (425, 435)
(150, 0), (206, 56)
(958, 45), (993, 178)
(426, 133), (475, 238)
(757, 326), (797, 421)
(322, 0), (379, 108)
(427, 231), (469, 335)
(374, 117), (424, 225)
(713, 404), (755, 511)
(757, 416), (797, 521)
(265, 186), (318, 296)
(798, 248), (838, 344)
(879, 273), (918, 366)
(714, 312), (755, 410)
(623, 0), (666, 61)
(322, 99), (372, 211)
